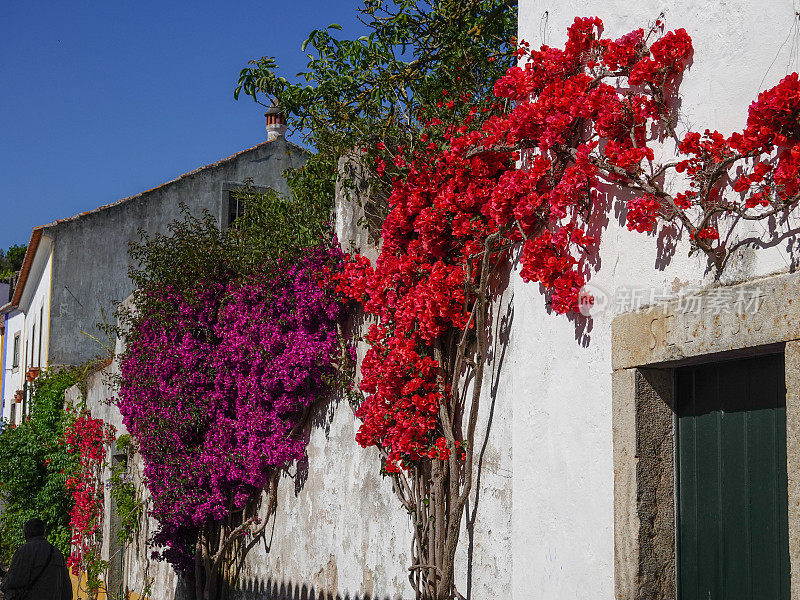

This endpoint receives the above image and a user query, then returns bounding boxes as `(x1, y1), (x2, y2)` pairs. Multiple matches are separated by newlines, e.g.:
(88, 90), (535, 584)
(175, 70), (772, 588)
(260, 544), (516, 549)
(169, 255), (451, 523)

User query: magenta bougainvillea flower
(118, 245), (344, 569)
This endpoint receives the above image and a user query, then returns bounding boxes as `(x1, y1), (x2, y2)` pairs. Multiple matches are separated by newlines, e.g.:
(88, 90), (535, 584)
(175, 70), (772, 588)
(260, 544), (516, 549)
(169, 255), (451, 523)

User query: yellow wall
(70, 571), (150, 600)
(70, 571), (106, 600)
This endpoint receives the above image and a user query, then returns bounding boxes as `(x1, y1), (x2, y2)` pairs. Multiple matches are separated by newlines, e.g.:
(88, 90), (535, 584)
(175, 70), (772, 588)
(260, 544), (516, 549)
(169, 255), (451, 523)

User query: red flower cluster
(626, 195), (661, 233)
(337, 17), (800, 472)
(63, 412), (115, 575)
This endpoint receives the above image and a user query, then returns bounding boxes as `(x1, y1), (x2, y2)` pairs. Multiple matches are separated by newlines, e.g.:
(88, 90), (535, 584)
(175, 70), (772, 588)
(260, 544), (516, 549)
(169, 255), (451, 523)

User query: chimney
(265, 102), (287, 141)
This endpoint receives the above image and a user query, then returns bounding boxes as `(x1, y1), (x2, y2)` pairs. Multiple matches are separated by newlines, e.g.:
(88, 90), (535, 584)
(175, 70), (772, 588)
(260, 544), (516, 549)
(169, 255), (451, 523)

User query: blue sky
(0, 0), (365, 250)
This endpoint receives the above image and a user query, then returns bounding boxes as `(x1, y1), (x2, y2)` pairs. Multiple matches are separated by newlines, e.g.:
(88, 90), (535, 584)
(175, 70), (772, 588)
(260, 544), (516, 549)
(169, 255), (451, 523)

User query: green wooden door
(676, 353), (790, 600)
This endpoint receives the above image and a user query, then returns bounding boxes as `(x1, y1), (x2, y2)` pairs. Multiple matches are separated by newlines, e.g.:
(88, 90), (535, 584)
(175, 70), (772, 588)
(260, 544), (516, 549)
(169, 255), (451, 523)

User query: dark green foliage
(231, 178), (333, 268)
(123, 185), (333, 338)
(0, 244), (27, 281)
(236, 0), (516, 152)
(0, 369), (80, 563)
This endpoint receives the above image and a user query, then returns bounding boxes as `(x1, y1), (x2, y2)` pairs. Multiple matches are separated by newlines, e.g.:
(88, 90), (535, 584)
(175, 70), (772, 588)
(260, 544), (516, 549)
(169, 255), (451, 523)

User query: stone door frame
(611, 270), (800, 599)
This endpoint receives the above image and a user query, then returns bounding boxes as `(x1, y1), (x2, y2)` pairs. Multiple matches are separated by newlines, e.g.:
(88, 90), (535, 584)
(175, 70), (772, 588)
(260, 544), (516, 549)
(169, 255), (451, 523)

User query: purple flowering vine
(117, 244), (344, 583)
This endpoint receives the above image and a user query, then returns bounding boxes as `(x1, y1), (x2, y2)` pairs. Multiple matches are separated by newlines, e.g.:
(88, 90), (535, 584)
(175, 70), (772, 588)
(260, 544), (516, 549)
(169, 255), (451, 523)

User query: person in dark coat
(0, 519), (72, 600)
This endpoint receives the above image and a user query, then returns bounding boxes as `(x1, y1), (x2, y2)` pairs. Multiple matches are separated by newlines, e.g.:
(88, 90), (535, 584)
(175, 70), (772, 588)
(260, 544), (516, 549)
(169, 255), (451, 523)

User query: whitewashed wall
(1, 238), (52, 426)
(18, 238), (53, 373)
(65, 162), (515, 599)
(1, 310), (24, 423)
(8, 237), (53, 381)
(512, 2), (800, 598)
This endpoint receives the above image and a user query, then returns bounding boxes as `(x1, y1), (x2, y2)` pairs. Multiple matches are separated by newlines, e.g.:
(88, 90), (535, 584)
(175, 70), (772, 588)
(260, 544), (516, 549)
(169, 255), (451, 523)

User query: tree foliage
(0, 369), (80, 563)
(0, 244), (26, 282)
(107, 435), (143, 548)
(236, 0), (518, 219)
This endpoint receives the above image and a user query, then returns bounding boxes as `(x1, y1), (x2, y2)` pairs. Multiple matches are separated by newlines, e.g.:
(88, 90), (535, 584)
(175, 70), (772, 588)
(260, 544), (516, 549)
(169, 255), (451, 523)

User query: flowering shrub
(63, 413), (115, 572)
(341, 17), (800, 467)
(336, 16), (800, 599)
(63, 410), (116, 599)
(116, 197), (345, 599)
(0, 369), (80, 563)
(119, 249), (342, 562)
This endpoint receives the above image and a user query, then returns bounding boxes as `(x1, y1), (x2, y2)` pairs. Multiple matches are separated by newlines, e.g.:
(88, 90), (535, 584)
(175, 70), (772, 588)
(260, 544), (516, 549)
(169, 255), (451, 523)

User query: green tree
(0, 244), (27, 281)
(235, 0), (517, 223)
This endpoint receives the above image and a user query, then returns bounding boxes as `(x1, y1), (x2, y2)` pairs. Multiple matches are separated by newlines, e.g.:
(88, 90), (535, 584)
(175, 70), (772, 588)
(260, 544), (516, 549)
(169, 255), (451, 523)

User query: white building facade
(1, 309), (25, 426)
(510, 1), (800, 598)
(0, 231), (52, 428)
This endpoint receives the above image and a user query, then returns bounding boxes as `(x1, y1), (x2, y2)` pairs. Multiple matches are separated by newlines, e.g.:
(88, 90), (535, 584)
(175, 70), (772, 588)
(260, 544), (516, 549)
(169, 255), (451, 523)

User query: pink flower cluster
(118, 246), (344, 569)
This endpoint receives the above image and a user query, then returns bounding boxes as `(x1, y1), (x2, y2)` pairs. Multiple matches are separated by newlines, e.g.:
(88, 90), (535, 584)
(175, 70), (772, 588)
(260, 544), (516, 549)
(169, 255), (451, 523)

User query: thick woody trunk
(400, 237), (497, 600)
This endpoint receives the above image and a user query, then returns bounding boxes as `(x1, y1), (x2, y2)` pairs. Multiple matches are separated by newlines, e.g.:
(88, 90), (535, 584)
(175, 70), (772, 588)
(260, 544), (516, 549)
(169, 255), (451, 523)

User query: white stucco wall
(18, 238), (53, 374)
(513, 2), (800, 598)
(1, 236), (55, 427)
(1, 310), (24, 424)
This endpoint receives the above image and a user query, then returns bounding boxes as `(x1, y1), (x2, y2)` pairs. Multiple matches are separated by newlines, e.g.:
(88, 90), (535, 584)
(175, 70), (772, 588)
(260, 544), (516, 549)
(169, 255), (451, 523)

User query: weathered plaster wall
(69, 167), (514, 600)
(66, 345), (181, 600)
(47, 138), (306, 367)
(513, 1), (800, 597)
(232, 311), (514, 600)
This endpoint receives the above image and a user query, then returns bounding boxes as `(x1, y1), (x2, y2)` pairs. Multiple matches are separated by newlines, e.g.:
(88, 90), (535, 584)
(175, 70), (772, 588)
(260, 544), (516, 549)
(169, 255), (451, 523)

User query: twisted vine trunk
(391, 234), (499, 600)
(192, 469), (282, 600)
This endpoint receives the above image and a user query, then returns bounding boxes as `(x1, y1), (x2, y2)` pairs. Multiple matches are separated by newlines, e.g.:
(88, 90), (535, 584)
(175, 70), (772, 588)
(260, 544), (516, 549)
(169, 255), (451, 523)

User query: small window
(12, 333), (20, 370)
(228, 192), (245, 228)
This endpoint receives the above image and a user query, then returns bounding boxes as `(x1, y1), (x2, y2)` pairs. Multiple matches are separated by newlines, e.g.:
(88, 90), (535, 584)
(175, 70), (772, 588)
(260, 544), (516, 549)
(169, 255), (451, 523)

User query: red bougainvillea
(63, 411), (115, 575)
(337, 17), (800, 473)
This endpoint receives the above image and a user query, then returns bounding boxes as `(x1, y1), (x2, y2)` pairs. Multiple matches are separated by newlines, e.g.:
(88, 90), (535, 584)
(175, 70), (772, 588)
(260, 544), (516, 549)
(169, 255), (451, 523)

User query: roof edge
(38, 138), (310, 230)
(10, 229), (44, 309)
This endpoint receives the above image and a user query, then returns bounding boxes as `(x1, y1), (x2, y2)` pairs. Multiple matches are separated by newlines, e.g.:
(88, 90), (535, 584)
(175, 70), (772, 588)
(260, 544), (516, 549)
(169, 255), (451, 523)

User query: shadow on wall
(228, 577), (399, 600)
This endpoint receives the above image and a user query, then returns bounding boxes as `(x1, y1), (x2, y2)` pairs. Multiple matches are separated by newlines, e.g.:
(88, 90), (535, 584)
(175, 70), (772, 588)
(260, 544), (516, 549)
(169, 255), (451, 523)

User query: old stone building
(0, 130), (306, 424)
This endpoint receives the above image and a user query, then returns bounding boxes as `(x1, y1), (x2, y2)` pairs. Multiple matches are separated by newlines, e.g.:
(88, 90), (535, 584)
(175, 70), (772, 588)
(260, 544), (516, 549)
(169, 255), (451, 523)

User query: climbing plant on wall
(63, 409), (116, 597)
(107, 434), (144, 549)
(116, 192), (346, 600)
(335, 16), (800, 600)
(0, 369), (80, 564)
